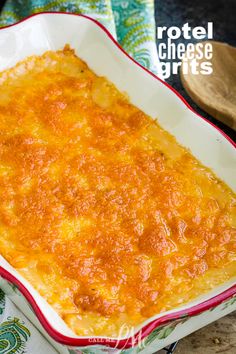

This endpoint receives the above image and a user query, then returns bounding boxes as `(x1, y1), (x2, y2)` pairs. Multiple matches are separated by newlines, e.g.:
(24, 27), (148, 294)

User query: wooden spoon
(180, 41), (236, 130)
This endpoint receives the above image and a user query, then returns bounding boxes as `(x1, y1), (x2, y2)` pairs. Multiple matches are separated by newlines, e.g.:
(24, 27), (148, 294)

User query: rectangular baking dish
(0, 12), (235, 354)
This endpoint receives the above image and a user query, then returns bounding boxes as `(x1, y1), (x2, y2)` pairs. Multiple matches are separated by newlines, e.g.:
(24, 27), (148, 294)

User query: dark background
(0, 0), (235, 142)
(154, 0), (236, 142)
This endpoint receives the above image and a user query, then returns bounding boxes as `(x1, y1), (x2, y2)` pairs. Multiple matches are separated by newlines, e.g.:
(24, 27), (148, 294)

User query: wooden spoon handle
(180, 41), (236, 130)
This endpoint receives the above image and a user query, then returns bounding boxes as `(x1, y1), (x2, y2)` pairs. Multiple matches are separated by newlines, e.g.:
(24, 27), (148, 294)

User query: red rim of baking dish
(0, 12), (235, 349)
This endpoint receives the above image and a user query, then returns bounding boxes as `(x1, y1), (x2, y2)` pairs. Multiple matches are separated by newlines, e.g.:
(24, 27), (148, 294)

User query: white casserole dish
(0, 12), (235, 354)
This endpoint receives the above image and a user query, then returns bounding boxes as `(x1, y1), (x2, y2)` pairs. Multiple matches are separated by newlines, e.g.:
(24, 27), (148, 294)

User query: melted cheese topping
(0, 47), (235, 337)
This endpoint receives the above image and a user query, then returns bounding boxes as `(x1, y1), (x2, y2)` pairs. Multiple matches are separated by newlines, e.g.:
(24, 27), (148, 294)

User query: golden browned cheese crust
(0, 47), (235, 336)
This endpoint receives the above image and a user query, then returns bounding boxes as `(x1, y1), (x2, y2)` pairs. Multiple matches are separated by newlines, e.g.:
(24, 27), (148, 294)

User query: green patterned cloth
(0, 288), (58, 353)
(0, 0), (159, 73)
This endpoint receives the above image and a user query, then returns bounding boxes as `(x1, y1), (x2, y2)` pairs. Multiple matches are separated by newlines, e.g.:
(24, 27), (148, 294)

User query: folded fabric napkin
(0, 1), (159, 353)
(0, 0), (159, 74)
(0, 288), (58, 353)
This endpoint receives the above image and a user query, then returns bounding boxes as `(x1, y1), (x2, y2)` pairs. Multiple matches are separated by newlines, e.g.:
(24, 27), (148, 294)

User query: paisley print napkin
(0, 289), (58, 353)
(0, 0), (159, 73)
